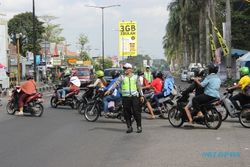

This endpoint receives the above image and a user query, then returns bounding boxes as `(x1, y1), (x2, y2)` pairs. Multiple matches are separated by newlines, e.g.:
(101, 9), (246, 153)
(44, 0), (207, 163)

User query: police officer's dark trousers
(122, 96), (142, 127)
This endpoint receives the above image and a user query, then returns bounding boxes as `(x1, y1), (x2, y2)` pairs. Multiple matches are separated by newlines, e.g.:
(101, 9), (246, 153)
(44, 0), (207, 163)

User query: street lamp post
(86, 4), (120, 70)
(32, 0), (37, 81)
(16, 33), (21, 84)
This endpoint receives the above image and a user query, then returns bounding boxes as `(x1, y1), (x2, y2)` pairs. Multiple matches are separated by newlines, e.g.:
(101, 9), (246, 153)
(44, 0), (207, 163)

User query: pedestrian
(105, 63), (144, 133)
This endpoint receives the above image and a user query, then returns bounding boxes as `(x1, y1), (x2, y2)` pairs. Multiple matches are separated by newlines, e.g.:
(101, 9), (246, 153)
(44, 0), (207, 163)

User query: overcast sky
(0, 0), (171, 59)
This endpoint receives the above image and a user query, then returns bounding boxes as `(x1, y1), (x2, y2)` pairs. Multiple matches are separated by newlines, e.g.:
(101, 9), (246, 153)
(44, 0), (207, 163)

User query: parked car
(181, 70), (188, 81)
(104, 68), (123, 83)
(75, 66), (94, 87)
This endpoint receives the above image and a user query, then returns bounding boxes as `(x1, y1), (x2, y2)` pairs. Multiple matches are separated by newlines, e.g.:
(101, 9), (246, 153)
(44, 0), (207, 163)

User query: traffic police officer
(105, 63), (144, 133)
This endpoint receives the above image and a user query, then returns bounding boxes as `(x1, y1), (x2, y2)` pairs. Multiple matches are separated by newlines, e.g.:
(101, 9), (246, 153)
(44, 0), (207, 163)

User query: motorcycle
(50, 85), (80, 109)
(142, 92), (175, 119)
(83, 90), (127, 123)
(6, 86), (44, 117)
(77, 87), (95, 115)
(217, 89), (250, 128)
(168, 92), (222, 129)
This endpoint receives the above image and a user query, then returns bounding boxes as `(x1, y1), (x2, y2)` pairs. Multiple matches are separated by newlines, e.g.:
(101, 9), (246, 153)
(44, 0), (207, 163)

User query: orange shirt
(70, 83), (79, 92)
(21, 80), (37, 95)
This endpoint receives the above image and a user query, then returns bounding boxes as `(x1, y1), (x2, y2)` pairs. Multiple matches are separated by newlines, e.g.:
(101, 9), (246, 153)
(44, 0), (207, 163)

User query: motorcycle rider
(105, 63), (144, 133)
(57, 72), (80, 101)
(151, 71), (164, 117)
(227, 66), (250, 109)
(102, 70), (122, 117)
(17, 75), (37, 115)
(137, 70), (155, 119)
(88, 70), (107, 89)
(183, 69), (205, 124)
(192, 63), (221, 118)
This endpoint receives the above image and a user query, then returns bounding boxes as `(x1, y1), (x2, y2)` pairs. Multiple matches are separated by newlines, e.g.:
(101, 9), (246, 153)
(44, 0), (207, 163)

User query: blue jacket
(163, 76), (175, 96)
(104, 77), (121, 97)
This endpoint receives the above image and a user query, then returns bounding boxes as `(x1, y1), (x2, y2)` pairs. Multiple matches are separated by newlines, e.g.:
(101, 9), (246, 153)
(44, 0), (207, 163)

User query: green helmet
(240, 66), (249, 76)
(95, 70), (104, 78)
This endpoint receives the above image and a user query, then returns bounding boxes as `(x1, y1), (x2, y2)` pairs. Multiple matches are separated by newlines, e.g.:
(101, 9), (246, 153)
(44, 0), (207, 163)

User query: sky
(0, 0), (171, 59)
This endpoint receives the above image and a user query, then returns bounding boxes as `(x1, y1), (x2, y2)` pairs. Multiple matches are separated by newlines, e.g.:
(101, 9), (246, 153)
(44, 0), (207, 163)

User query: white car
(181, 70), (188, 81)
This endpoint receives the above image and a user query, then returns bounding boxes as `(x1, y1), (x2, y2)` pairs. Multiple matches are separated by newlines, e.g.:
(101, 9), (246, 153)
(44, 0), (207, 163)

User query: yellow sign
(209, 17), (229, 56)
(119, 21), (137, 56)
(209, 34), (216, 60)
(83, 60), (92, 66)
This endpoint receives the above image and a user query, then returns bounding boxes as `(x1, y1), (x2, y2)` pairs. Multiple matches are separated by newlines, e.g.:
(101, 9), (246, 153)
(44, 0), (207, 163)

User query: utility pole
(225, 0), (232, 79)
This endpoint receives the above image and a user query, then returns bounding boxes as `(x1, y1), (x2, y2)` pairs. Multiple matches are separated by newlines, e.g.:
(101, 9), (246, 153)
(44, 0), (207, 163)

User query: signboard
(68, 58), (77, 64)
(119, 21), (137, 56)
(52, 57), (61, 66)
(83, 60), (92, 66)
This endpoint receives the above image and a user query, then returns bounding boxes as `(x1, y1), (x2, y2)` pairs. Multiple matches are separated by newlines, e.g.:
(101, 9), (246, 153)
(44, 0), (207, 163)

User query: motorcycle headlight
(17, 89), (21, 93)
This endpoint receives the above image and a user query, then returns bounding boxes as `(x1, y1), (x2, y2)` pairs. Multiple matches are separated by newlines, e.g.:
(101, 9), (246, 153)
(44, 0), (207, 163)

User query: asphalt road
(0, 80), (249, 167)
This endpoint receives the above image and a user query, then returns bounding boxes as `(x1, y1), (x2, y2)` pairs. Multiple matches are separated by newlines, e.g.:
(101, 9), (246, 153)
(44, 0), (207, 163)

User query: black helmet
(198, 69), (206, 77)
(111, 70), (120, 79)
(137, 70), (144, 76)
(193, 68), (200, 77)
(156, 71), (163, 79)
(207, 63), (219, 74)
(26, 74), (34, 80)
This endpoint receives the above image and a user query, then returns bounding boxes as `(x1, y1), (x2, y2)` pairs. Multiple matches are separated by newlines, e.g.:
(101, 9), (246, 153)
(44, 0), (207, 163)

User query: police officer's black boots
(137, 126), (142, 133)
(126, 126), (133, 133)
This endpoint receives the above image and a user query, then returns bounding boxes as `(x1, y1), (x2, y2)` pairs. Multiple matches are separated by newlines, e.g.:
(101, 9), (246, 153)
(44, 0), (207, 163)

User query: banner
(208, 17), (229, 56)
(209, 34), (216, 61)
(119, 21), (137, 56)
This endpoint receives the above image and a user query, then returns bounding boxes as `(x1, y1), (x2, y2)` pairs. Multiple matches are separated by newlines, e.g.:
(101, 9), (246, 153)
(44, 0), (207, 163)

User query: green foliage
(94, 58), (113, 71)
(40, 15), (65, 44)
(8, 12), (45, 56)
(79, 51), (91, 61)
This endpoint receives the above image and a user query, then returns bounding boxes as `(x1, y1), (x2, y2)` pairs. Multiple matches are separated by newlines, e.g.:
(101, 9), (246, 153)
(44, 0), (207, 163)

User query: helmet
(198, 69), (206, 77)
(137, 70), (144, 76)
(207, 63), (219, 74)
(26, 74), (34, 80)
(64, 69), (71, 76)
(111, 70), (120, 79)
(155, 71), (163, 79)
(95, 70), (104, 78)
(240, 66), (249, 77)
(193, 68), (200, 77)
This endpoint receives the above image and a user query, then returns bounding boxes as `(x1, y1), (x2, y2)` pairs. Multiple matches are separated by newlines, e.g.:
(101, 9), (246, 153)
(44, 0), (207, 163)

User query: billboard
(119, 21), (137, 56)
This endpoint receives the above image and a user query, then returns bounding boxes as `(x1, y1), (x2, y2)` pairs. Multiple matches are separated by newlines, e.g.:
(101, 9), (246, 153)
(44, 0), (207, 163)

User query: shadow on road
(88, 127), (124, 132)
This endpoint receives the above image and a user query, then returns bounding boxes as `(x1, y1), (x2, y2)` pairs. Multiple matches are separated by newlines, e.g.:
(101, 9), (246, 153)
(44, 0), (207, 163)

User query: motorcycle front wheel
(6, 102), (16, 115)
(83, 103), (100, 122)
(239, 109), (250, 128)
(204, 108), (222, 129)
(31, 103), (44, 117)
(168, 106), (184, 127)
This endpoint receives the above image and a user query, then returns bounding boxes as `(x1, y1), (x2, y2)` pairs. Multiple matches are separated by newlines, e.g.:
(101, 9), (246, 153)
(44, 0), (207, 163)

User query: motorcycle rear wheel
(6, 102), (16, 115)
(84, 104), (99, 122)
(168, 106), (184, 127)
(204, 108), (222, 129)
(50, 97), (58, 108)
(31, 103), (44, 117)
(239, 109), (250, 128)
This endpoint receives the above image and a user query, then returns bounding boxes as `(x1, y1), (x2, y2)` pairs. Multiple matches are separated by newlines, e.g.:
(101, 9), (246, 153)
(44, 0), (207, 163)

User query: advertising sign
(119, 21), (137, 56)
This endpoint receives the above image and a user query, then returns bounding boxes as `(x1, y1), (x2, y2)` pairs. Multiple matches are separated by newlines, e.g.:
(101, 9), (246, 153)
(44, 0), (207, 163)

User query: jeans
(57, 87), (71, 99)
(153, 92), (164, 108)
(103, 95), (121, 112)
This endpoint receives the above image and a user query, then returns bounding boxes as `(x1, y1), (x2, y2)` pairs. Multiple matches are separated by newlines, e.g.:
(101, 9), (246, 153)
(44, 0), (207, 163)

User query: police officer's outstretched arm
(104, 76), (123, 96)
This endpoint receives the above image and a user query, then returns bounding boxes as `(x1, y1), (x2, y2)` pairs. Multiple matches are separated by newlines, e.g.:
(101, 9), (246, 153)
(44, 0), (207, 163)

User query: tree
(78, 34), (91, 61)
(8, 12), (44, 56)
(39, 15), (65, 44)
(94, 58), (113, 71)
